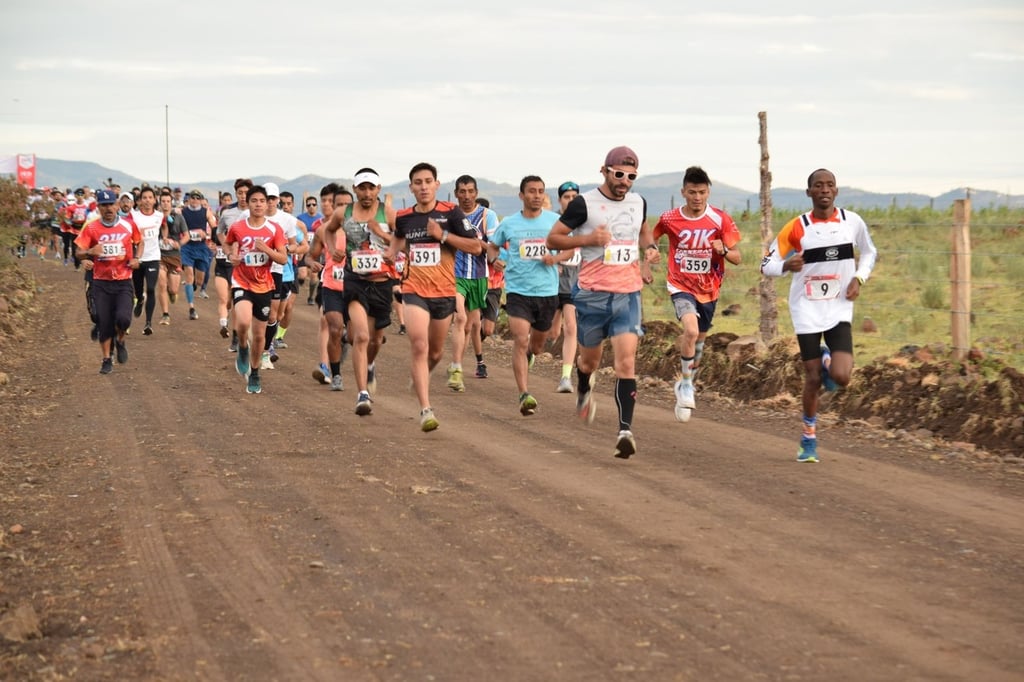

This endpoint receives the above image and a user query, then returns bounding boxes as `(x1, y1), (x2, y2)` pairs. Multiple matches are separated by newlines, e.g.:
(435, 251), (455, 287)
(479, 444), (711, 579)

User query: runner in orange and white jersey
(761, 168), (877, 463)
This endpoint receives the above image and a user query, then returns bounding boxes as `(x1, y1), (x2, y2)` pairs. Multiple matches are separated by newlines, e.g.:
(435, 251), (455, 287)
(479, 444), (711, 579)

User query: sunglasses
(607, 170), (637, 181)
(306, 202), (317, 207)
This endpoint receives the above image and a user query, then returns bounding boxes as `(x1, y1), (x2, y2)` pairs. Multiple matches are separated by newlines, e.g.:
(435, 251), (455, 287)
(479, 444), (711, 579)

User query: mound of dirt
(630, 321), (1023, 457)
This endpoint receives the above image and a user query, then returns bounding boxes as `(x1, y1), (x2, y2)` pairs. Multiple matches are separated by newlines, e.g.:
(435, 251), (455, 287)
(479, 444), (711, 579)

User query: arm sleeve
(760, 219), (801, 277)
(853, 217), (878, 283)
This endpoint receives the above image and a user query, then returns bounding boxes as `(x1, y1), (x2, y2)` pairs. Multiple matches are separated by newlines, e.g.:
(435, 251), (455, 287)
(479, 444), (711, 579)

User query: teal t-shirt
(491, 210), (560, 297)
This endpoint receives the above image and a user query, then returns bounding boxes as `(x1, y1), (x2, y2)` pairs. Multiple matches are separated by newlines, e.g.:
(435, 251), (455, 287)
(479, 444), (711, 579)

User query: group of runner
(65, 148), (876, 462)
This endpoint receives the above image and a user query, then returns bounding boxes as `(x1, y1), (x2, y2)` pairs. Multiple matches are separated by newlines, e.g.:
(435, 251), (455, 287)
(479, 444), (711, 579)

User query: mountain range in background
(29, 158), (1024, 217)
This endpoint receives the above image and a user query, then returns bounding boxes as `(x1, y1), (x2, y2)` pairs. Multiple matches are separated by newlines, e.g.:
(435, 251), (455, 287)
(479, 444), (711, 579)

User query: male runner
(384, 162), (482, 432)
(225, 185), (288, 394)
(487, 176), (560, 416)
(546, 146), (659, 459)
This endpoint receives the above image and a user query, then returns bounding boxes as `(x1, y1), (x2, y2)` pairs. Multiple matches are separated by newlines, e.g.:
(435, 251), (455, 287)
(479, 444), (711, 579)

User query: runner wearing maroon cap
(546, 146), (659, 459)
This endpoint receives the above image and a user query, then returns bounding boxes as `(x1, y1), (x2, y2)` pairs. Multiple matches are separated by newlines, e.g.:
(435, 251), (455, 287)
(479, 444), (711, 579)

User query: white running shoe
(674, 380), (695, 423)
(556, 377), (574, 394)
(261, 352), (275, 370)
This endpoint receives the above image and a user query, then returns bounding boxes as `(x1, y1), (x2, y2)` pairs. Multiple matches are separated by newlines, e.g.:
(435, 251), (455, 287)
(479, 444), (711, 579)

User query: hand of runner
(591, 225), (611, 247)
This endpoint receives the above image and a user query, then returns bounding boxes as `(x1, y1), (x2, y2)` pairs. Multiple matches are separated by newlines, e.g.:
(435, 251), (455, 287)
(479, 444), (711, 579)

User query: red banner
(17, 154), (36, 188)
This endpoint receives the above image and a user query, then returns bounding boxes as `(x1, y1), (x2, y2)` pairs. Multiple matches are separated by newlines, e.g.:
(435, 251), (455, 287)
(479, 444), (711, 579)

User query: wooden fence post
(951, 199), (971, 360)
(757, 111), (778, 342)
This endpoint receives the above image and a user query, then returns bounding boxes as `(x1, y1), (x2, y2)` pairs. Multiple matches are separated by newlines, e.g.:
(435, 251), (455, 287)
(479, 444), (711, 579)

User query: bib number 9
(804, 274), (841, 300)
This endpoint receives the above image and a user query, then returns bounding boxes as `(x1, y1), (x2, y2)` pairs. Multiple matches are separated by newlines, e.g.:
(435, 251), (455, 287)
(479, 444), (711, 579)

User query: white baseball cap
(353, 171), (381, 187)
(263, 182), (280, 197)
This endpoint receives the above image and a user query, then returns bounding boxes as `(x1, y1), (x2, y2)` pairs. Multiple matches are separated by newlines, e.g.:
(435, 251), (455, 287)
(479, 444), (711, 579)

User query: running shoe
(614, 430), (637, 459)
(260, 351), (274, 370)
(447, 366), (465, 393)
(269, 344), (279, 363)
(133, 299), (143, 318)
(820, 345), (838, 392)
(274, 339), (288, 349)
(475, 362), (488, 379)
(229, 334), (239, 353)
(99, 357), (113, 375)
(519, 392), (538, 416)
(312, 363), (330, 385)
(527, 351), (535, 370)
(160, 313), (170, 325)
(398, 324), (406, 335)
(797, 437), (819, 463)
(340, 339), (351, 365)
(189, 308), (199, 321)
(330, 374), (344, 392)
(674, 380), (695, 423)
(556, 377), (574, 394)
(115, 340), (128, 364)
(355, 390), (372, 416)
(90, 325), (98, 342)
(235, 346), (250, 378)
(143, 324), (153, 336)
(420, 408), (439, 432)
(219, 325), (229, 339)
(576, 388), (597, 425)
(198, 289), (210, 299)
(169, 292), (176, 303)
(306, 297), (314, 306)
(367, 365), (377, 395)
(246, 373), (262, 394)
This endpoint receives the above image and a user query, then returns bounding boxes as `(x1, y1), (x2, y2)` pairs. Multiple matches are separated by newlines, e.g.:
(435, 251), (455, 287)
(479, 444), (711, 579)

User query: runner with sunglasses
(546, 146), (659, 459)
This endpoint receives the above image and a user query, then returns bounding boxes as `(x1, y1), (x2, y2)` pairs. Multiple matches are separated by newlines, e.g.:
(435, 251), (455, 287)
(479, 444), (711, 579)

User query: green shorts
(456, 277), (488, 312)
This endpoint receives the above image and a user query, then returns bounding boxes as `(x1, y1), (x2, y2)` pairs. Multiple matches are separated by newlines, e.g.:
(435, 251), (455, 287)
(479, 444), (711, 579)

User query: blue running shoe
(820, 345), (838, 392)
(797, 436), (819, 463)
(236, 346), (250, 378)
(246, 372), (262, 394)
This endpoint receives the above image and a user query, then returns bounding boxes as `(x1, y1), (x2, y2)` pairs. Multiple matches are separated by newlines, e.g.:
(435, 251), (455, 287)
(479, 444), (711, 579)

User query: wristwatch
(440, 229), (449, 244)
(721, 245), (730, 256)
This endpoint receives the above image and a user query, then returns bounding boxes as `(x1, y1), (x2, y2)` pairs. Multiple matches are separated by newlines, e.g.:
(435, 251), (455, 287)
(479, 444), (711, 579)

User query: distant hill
(25, 158), (1024, 216)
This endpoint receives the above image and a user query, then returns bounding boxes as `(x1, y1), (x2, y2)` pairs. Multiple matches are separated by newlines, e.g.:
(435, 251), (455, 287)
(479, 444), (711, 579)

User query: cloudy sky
(2, 1), (1021, 195)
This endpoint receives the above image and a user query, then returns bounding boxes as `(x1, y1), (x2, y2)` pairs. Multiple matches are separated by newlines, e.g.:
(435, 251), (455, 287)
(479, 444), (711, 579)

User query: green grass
(645, 207), (1024, 369)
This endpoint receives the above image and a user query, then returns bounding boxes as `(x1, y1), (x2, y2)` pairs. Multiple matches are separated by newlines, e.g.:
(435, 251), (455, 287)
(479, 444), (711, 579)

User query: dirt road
(3, 258), (1023, 681)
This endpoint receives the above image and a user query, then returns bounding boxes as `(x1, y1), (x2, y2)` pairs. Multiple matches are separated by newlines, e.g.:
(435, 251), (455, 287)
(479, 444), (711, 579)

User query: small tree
(0, 176), (30, 250)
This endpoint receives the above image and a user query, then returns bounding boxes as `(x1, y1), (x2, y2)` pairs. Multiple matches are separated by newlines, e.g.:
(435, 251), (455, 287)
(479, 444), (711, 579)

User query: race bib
(681, 255), (711, 273)
(603, 241), (638, 265)
(243, 251), (269, 267)
(350, 249), (383, 275)
(410, 243), (441, 267)
(519, 238), (547, 260)
(804, 274), (842, 300)
(188, 229), (205, 242)
(143, 227), (159, 242)
(99, 242), (126, 259)
(215, 248), (227, 260)
(565, 249), (581, 267)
